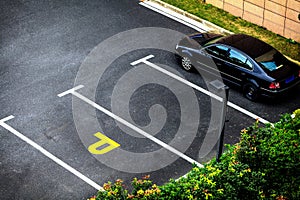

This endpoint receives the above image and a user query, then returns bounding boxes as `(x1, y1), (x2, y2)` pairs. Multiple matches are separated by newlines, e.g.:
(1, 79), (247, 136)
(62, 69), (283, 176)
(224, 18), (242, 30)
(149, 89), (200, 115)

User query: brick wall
(206, 0), (300, 42)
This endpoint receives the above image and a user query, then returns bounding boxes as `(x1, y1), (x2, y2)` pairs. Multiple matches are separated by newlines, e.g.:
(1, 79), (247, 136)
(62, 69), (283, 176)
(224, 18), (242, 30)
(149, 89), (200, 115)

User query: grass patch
(161, 0), (300, 62)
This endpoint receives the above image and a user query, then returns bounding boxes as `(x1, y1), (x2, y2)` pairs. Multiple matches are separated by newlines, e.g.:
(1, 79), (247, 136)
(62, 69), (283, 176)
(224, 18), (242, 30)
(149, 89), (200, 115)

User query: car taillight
(298, 70), (300, 77)
(269, 82), (280, 89)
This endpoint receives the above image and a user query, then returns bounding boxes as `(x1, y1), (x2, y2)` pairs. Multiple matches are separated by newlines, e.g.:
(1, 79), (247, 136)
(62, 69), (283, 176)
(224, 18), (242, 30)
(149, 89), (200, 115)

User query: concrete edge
(143, 0), (232, 35)
(141, 0), (300, 66)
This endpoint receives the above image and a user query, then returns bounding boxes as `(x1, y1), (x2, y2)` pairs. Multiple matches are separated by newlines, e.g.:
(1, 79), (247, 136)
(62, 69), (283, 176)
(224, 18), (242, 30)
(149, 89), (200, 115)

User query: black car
(175, 33), (300, 101)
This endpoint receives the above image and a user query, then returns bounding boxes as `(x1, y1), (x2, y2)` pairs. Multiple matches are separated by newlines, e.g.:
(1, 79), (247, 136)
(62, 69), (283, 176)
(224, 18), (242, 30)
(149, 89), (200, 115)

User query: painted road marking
(58, 86), (204, 168)
(131, 55), (223, 102)
(227, 102), (270, 124)
(0, 115), (103, 191)
(57, 85), (84, 97)
(139, 1), (210, 32)
(88, 132), (120, 155)
(139, 0), (272, 124)
(131, 55), (271, 124)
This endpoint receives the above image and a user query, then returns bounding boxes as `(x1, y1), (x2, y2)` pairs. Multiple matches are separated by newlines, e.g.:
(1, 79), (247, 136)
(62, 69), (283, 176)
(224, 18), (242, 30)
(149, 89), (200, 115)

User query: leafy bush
(89, 109), (300, 200)
(92, 176), (161, 200)
(236, 109), (300, 199)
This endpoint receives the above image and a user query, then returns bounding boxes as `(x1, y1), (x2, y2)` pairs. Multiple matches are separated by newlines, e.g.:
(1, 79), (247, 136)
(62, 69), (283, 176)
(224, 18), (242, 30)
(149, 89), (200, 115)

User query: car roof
(188, 32), (223, 46)
(216, 34), (273, 58)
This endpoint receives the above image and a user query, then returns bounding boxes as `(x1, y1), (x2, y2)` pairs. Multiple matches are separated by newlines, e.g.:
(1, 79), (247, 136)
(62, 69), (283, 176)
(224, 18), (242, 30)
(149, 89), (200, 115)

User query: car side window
(228, 49), (253, 70)
(245, 59), (253, 70)
(205, 45), (229, 59)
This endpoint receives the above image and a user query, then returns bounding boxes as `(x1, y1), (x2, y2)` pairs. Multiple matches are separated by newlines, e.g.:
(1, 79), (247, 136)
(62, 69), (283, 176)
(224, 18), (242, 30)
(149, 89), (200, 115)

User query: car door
(202, 44), (230, 80)
(222, 48), (254, 87)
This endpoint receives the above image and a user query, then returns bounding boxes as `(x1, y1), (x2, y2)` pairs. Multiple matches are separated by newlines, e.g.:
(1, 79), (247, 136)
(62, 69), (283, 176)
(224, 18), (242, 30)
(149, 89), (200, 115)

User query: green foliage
(89, 109), (300, 200)
(237, 110), (300, 199)
(159, 160), (266, 200)
(94, 176), (161, 200)
(95, 179), (128, 200)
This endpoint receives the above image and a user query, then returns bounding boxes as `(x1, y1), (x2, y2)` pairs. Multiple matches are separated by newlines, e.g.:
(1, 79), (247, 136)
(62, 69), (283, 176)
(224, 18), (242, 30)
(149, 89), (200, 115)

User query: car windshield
(255, 49), (285, 71)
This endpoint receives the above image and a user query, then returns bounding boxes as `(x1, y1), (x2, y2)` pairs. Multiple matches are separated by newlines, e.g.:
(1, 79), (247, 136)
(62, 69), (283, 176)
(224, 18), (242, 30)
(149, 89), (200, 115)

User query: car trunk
(266, 63), (300, 87)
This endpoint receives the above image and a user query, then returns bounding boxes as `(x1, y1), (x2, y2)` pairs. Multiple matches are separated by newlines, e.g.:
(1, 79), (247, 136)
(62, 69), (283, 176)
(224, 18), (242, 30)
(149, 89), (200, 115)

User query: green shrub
(159, 160), (267, 200)
(89, 109), (300, 200)
(93, 176), (161, 200)
(236, 109), (300, 199)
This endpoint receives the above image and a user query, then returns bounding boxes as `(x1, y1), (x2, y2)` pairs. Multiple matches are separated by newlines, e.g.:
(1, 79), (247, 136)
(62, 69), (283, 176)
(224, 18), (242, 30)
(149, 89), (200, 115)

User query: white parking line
(0, 115), (103, 191)
(58, 86), (204, 168)
(227, 102), (270, 124)
(57, 85), (84, 97)
(131, 55), (271, 124)
(131, 55), (223, 102)
(138, 2), (271, 125)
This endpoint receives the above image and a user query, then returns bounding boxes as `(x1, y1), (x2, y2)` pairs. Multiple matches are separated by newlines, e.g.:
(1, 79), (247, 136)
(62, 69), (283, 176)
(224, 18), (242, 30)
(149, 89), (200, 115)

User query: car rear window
(255, 49), (285, 71)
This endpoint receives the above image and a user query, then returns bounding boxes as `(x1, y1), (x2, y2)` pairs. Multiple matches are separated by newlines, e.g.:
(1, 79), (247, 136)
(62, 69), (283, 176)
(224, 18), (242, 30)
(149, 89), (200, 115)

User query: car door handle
(241, 72), (246, 76)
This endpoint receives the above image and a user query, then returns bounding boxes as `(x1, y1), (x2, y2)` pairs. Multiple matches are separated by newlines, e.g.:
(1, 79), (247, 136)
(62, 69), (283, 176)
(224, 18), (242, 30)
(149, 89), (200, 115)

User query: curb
(141, 0), (300, 66)
(143, 0), (233, 35)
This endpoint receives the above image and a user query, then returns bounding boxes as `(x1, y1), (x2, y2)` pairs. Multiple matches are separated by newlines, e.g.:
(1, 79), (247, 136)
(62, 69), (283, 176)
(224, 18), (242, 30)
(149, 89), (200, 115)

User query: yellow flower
(241, 128), (248, 134)
(193, 184), (199, 191)
(217, 189), (224, 194)
(193, 167), (200, 172)
(205, 192), (212, 200)
(137, 189), (144, 196)
(203, 177), (215, 186)
(207, 179), (213, 185)
(244, 168), (251, 173)
(144, 189), (153, 196)
(103, 183), (111, 190)
(229, 167), (235, 172)
(155, 188), (161, 194)
(208, 169), (221, 177)
(116, 179), (123, 184)
(292, 109), (300, 119)
(206, 165), (213, 171)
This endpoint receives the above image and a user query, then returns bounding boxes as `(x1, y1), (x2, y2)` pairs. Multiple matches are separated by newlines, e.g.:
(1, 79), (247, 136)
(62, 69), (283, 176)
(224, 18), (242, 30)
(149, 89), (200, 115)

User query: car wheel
(181, 56), (193, 71)
(243, 83), (259, 101)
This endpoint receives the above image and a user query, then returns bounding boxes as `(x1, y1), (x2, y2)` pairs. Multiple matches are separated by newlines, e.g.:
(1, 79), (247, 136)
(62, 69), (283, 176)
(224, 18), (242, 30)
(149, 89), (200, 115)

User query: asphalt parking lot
(1, 1), (300, 199)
